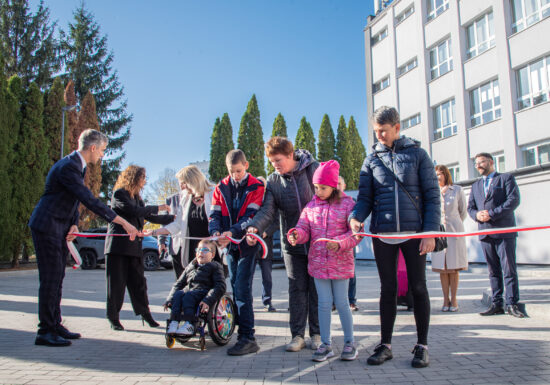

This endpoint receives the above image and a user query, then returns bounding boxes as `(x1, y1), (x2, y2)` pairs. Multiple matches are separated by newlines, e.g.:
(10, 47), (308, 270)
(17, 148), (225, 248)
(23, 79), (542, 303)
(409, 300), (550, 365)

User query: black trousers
(32, 230), (67, 333)
(106, 254), (150, 320)
(172, 248), (184, 280)
(283, 251), (319, 338)
(372, 238), (430, 345)
(481, 237), (519, 306)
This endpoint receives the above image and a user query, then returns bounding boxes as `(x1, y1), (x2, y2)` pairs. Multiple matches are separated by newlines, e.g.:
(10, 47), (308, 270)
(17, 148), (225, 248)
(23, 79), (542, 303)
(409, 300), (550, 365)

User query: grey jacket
(249, 150), (319, 255)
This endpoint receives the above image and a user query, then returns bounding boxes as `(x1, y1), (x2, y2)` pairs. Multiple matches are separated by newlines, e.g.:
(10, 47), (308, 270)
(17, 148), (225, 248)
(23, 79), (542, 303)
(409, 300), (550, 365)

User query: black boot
(109, 319), (124, 331)
(141, 312), (159, 328)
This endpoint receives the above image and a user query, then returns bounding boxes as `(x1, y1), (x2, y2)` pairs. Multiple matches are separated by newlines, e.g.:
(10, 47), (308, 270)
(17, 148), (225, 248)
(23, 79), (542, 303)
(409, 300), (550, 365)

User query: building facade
(363, 0), (550, 264)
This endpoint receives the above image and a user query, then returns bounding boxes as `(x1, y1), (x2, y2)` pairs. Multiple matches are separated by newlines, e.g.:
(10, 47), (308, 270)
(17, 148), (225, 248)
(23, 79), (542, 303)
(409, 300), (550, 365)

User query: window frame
(373, 75), (390, 94)
(401, 113), (421, 130)
(429, 38), (453, 80)
(516, 55), (550, 110)
(396, 4), (415, 24)
(433, 99), (457, 141)
(522, 141), (550, 166)
(427, 0), (450, 21)
(371, 27), (388, 46)
(447, 164), (460, 182)
(466, 12), (496, 59)
(511, 0), (550, 33)
(398, 57), (418, 77)
(469, 79), (501, 127)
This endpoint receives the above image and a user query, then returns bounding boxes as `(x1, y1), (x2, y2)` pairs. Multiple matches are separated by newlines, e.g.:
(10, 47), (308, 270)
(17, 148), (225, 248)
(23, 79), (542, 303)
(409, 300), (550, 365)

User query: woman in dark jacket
(247, 136), (320, 352)
(350, 106), (440, 369)
(105, 165), (174, 330)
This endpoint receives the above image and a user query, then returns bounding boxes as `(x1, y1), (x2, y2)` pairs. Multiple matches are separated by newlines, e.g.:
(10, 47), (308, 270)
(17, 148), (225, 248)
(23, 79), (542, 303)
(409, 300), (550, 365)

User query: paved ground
(0, 261), (549, 385)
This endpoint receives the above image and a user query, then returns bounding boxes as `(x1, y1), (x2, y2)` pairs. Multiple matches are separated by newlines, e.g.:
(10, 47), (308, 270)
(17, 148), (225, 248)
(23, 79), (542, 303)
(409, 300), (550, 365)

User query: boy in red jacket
(209, 149), (264, 355)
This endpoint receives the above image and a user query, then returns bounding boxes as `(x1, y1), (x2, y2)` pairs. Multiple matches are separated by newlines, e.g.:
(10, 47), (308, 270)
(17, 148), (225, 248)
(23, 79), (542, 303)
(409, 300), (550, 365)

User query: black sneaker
(367, 344), (393, 365)
(507, 304), (526, 318)
(411, 345), (429, 368)
(479, 304), (505, 316)
(227, 338), (260, 356)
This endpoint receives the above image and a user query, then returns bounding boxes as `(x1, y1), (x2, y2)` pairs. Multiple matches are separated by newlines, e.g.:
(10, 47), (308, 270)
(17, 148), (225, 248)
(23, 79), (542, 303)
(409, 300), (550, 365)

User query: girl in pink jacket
(287, 160), (361, 362)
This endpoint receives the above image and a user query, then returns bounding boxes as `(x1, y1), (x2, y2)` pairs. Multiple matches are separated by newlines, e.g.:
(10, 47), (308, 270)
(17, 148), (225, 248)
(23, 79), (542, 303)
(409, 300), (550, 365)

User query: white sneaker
(176, 321), (194, 336)
(167, 321), (179, 335)
(310, 334), (322, 350)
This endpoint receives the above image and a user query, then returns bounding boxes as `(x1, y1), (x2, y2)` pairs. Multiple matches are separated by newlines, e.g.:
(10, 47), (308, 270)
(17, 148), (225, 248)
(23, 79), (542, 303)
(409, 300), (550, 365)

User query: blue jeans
(314, 278), (354, 345)
(348, 272), (357, 305)
(226, 241), (260, 340)
(253, 258), (273, 306)
(170, 289), (207, 321)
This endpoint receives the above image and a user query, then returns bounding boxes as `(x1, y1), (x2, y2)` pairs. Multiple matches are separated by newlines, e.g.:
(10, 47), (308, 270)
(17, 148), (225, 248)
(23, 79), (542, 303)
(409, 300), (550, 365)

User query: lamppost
(61, 105), (78, 159)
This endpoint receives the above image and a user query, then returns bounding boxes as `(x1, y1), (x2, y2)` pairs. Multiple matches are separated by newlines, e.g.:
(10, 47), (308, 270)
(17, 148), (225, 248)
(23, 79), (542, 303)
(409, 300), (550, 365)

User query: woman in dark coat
(105, 165), (174, 330)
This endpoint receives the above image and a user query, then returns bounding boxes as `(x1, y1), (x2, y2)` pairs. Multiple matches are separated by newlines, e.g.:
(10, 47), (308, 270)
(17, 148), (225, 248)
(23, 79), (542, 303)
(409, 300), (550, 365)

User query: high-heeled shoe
(109, 319), (124, 331)
(141, 313), (159, 328)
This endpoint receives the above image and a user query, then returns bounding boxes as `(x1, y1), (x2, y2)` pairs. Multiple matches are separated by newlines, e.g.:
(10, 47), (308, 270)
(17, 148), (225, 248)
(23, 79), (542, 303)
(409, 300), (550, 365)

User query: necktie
(483, 177), (490, 197)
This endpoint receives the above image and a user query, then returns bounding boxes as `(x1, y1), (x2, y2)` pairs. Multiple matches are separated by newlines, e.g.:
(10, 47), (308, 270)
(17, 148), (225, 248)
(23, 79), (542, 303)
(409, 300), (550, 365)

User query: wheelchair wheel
(165, 334), (175, 348)
(207, 293), (236, 346)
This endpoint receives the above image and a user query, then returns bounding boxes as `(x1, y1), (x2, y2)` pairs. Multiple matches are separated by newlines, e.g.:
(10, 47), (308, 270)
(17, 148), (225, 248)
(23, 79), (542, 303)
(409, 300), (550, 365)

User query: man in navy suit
(467, 152), (525, 318)
(29, 129), (139, 346)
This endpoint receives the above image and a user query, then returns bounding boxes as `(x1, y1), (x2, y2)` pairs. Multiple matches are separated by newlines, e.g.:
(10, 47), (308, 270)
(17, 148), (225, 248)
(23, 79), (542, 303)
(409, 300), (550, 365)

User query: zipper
(390, 149), (401, 232)
(219, 188), (233, 227)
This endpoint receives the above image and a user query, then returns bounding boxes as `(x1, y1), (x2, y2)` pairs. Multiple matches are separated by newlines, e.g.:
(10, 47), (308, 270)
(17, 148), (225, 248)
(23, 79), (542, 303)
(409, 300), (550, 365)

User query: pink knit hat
(312, 160), (340, 188)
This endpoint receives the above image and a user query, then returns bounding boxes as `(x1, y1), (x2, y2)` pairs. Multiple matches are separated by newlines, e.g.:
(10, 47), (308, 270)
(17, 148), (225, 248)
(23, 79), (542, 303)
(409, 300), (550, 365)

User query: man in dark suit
(29, 129), (139, 346)
(467, 152), (525, 318)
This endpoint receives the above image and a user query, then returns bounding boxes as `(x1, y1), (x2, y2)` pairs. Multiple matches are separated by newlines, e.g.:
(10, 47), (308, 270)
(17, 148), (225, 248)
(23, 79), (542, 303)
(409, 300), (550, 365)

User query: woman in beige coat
(432, 165), (468, 312)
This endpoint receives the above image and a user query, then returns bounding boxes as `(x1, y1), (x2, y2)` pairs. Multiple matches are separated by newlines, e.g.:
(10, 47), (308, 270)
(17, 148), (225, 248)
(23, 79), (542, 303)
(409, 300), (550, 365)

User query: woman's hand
(141, 229), (153, 237)
(199, 301), (209, 313)
(419, 238), (435, 255)
(287, 230), (298, 246)
(326, 241), (340, 252)
(163, 302), (171, 311)
(246, 227), (259, 246)
(159, 204), (170, 213)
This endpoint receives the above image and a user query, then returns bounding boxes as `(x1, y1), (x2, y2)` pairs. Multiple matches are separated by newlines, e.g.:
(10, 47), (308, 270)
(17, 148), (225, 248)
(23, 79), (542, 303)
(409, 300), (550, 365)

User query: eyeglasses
(195, 247), (212, 254)
(474, 160), (489, 166)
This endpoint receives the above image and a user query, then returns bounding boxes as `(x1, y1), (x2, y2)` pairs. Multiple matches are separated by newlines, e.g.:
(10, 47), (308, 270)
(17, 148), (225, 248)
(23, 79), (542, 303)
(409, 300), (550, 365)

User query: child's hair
(225, 149), (247, 165)
(198, 239), (217, 252)
(326, 187), (341, 204)
(265, 136), (294, 157)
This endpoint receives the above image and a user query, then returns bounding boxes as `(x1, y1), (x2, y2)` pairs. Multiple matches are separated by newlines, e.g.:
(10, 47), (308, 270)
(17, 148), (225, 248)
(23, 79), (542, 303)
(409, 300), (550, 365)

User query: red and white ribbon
(313, 224), (550, 244)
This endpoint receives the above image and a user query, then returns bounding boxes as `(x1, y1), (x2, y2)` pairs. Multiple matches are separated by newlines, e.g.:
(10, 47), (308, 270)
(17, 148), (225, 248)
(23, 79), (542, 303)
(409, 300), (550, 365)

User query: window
(396, 4), (415, 24)
(470, 79), (501, 127)
(429, 39), (453, 80)
(401, 113), (421, 129)
(427, 0), (449, 21)
(516, 55), (550, 110)
(466, 12), (495, 59)
(371, 28), (388, 46)
(433, 99), (457, 140)
(511, 0), (550, 33)
(398, 57), (418, 76)
(447, 164), (460, 182)
(494, 154), (506, 172)
(373, 76), (390, 93)
(522, 142), (550, 166)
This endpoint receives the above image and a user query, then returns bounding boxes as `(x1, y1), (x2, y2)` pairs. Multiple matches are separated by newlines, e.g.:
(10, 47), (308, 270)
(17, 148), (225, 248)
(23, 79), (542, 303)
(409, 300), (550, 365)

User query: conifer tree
(0, 73), (10, 260)
(335, 115), (353, 188)
(317, 114), (335, 162)
(346, 116), (366, 189)
(77, 91), (102, 230)
(267, 113), (288, 174)
(295, 116), (316, 158)
(0, 0), (60, 89)
(208, 117), (223, 183)
(11, 81), (47, 265)
(219, 113), (234, 173)
(64, 79), (79, 154)
(61, 4), (132, 197)
(237, 94), (265, 177)
(43, 77), (65, 167)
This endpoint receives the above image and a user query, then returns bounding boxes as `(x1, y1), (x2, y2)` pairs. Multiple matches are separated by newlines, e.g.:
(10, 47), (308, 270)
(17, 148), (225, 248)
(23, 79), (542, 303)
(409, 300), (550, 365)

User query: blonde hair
(175, 165), (214, 196)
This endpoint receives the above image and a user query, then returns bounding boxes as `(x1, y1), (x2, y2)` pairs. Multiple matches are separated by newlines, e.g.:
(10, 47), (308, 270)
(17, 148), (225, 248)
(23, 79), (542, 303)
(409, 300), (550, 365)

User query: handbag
(374, 153), (447, 252)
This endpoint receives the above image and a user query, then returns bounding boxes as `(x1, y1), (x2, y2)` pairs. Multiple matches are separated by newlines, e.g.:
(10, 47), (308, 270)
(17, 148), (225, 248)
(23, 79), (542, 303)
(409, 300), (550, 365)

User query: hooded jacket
(249, 150), (319, 255)
(350, 136), (441, 234)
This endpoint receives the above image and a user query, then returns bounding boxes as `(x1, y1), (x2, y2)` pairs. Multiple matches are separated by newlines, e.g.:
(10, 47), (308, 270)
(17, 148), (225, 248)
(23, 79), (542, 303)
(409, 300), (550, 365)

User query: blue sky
(39, 0), (374, 182)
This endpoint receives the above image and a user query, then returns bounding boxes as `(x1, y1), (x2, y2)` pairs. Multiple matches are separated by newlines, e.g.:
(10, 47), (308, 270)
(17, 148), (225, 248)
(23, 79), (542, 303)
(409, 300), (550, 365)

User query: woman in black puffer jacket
(350, 106), (440, 369)
(247, 137), (321, 352)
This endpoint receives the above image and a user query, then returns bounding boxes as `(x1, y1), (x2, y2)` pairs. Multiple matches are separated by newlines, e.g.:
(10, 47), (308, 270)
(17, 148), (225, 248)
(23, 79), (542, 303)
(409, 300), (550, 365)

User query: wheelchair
(165, 292), (236, 351)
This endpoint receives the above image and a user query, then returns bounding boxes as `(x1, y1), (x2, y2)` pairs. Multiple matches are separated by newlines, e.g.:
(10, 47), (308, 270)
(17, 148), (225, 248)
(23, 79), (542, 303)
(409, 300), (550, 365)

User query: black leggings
(372, 238), (430, 345)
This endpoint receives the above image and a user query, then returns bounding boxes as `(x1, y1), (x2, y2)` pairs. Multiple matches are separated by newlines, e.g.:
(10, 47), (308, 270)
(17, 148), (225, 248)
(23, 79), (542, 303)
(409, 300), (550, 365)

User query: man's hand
(476, 210), (491, 223)
(350, 218), (364, 240)
(122, 222), (139, 241)
(159, 204), (170, 213)
(246, 227), (259, 246)
(199, 301), (210, 313)
(66, 225), (79, 242)
(326, 241), (340, 252)
(159, 243), (167, 254)
(287, 230), (298, 246)
(419, 238), (435, 255)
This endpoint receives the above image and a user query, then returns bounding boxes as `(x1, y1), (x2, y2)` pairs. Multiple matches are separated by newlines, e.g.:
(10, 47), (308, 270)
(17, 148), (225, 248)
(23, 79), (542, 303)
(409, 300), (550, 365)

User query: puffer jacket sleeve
(248, 182), (278, 234)
(201, 262), (227, 307)
(208, 185), (224, 235)
(290, 204), (312, 244)
(351, 156), (374, 223)
(418, 149), (441, 232)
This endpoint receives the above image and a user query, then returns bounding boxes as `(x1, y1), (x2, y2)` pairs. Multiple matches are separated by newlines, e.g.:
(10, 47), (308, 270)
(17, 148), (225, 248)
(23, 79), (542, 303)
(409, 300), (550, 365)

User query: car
(72, 227), (163, 271)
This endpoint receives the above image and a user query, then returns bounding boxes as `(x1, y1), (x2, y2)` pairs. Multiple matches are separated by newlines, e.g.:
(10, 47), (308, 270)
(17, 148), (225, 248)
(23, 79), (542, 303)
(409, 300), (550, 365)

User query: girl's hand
(326, 242), (340, 252)
(199, 301), (209, 313)
(288, 230), (298, 246)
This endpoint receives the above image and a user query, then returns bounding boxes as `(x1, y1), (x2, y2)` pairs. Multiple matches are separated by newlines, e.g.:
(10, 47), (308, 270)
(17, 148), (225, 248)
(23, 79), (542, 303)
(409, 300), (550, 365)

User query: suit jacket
(467, 172), (520, 239)
(29, 151), (116, 237)
(105, 188), (174, 257)
(158, 192), (181, 255)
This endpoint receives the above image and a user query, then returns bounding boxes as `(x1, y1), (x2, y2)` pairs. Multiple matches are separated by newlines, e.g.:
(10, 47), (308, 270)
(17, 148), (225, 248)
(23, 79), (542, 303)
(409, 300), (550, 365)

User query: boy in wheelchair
(164, 239), (226, 336)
